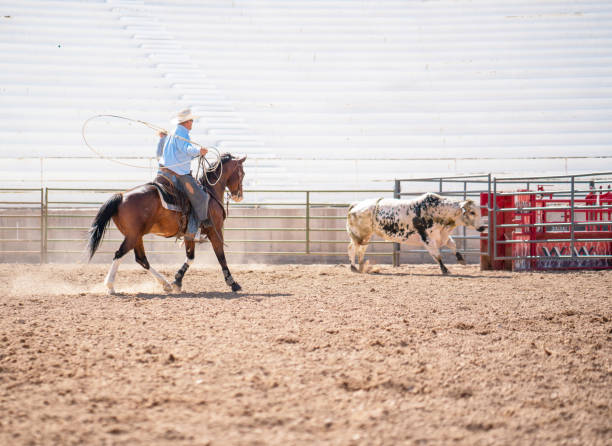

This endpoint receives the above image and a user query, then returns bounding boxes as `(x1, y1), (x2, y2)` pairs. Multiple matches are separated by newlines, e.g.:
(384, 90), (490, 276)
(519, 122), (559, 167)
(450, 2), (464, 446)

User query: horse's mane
(199, 153), (235, 185)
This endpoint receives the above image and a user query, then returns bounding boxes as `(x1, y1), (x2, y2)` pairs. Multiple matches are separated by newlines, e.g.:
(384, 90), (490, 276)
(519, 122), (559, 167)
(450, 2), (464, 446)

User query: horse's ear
(238, 155), (247, 163)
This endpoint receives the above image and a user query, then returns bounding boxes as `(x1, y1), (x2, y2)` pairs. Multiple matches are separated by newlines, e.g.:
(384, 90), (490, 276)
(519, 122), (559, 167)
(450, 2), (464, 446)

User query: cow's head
(460, 199), (486, 232)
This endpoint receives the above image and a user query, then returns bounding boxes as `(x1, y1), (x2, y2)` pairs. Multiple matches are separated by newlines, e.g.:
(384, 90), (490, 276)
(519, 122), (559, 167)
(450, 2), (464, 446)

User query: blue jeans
(159, 170), (210, 235)
(176, 173), (210, 234)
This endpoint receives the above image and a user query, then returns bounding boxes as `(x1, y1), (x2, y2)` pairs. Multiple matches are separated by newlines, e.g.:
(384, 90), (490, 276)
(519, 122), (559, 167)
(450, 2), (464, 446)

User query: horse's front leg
(209, 229), (241, 292)
(173, 239), (195, 292)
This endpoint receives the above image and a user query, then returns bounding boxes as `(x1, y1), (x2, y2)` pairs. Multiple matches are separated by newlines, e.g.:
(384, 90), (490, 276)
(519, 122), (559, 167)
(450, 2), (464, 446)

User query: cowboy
(158, 108), (211, 239)
(156, 130), (167, 160)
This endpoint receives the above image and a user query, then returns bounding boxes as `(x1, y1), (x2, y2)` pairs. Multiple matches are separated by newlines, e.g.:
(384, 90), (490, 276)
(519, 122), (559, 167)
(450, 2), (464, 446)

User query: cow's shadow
(370, 271), (511, 279)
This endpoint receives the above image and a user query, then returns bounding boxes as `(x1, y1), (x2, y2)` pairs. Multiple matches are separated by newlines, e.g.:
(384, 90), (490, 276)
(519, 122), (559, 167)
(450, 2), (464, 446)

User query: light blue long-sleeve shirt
(158, 124), (200, 175)
(156, 135), (166, 159)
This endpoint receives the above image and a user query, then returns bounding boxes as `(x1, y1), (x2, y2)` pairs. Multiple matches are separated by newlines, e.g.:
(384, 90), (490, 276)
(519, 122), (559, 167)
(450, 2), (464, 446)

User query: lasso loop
(197, 155), (223, 187)
(81, 114), (222, 182)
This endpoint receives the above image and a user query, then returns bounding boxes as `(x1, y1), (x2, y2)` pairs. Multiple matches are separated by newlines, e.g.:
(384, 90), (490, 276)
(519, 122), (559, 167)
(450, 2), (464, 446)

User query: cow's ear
(460, 200), (469, 216)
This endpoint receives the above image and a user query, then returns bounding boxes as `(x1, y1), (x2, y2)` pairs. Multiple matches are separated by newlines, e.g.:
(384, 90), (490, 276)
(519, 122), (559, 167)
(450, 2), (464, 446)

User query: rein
(205, 189), (229, 248)
(226, 191), (230, 218)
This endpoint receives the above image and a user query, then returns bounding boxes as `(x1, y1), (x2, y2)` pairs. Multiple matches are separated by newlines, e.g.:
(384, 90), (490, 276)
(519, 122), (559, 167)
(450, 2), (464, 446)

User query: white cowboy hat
(171, 108), (199, 125)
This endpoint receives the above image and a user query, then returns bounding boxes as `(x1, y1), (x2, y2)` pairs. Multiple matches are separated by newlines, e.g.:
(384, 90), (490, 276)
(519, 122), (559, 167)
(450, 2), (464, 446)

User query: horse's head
(225, 155), (246, 202)
(202, 153), (246, 202)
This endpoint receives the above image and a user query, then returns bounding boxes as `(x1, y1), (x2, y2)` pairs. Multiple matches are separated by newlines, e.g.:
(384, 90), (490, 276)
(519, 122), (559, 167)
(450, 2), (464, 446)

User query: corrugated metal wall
(1, 0), (611, 189)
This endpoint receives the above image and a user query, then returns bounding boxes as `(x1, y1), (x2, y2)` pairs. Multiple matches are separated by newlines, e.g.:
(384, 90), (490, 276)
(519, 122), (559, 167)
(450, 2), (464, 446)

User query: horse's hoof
(107, 288), (116, 295)
(231, 282), (242, 292)
(171, 282), (182, 293)
(163, 283), (173, 293)
(441, 270), (450, 275)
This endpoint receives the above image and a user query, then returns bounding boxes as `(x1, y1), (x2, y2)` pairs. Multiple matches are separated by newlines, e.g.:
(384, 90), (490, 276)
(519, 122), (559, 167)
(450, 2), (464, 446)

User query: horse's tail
(87, 193), (122, 260)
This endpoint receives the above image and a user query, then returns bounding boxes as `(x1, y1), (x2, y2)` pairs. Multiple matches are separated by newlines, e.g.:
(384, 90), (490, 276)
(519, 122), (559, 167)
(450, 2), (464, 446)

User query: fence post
(462, 180), (467, 254)
(39, 188), (44, 264)
(393, 180), (400, 267)
(481, 174), (493, 270)
(492, 178), (498, 269)
(42, 187), (48, 263)
(305, 191), (310, 254)
(570, 176), (575, 257)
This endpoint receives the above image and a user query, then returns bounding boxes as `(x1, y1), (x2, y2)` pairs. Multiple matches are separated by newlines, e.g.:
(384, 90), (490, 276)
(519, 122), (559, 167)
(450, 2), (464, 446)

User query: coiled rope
(81, 114), (223, 186)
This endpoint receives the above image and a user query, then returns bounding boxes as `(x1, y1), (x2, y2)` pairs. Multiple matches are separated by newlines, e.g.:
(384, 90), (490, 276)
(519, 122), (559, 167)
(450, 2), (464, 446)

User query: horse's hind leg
(134, 238), (172, 293)
(172, 239), (195, 292)
(104, 237), (134, 294)
(104, 257), (123, 295)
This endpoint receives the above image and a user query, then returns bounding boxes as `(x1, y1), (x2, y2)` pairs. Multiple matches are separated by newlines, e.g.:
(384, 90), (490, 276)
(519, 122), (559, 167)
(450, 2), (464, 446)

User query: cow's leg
(356, 243), (368, 273)
(348, 240), (357, 271)
(348, 236), (370, 273)
(173, 239), (195, 292)
(445, 235), (466, 265)
(422, 239), (449, 275)
(415, 223), (449, 275)
(347, 211), (372, 273)
(134, 238), (172, 293)
(356, 236), (371, 273)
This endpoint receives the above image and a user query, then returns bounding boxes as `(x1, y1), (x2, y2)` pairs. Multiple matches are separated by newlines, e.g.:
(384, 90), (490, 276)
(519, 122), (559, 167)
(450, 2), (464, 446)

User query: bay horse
(87, 154), (246, 294)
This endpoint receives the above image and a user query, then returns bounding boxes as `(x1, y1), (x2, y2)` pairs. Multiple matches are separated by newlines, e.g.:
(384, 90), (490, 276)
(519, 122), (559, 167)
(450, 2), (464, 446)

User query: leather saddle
(148, 174), (192, 236)
(148, 172), (226, 237)
(149, 174), (191, 214)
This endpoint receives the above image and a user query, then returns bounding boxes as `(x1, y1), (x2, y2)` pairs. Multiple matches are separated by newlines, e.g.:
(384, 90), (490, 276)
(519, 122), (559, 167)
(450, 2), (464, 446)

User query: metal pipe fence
(485, 171), (612, 270)
(2, 171), (611, 269)
(1, 187), (400, 263)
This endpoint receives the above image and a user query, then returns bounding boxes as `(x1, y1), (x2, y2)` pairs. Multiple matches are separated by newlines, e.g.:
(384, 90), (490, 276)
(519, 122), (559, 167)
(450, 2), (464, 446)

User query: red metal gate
(481, 182), (612, 271)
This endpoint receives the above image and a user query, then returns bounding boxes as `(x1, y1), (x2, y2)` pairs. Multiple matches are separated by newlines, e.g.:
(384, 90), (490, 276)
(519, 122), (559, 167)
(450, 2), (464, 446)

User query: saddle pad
(149, 182), (182, 212)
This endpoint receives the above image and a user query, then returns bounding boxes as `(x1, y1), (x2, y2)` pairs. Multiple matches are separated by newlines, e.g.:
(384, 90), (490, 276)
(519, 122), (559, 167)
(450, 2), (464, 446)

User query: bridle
(199, 158), (244, 219)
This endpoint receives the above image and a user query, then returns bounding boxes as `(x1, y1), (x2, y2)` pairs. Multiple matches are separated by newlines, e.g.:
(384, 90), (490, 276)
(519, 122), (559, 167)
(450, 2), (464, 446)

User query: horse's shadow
(123, 291), (292, 300)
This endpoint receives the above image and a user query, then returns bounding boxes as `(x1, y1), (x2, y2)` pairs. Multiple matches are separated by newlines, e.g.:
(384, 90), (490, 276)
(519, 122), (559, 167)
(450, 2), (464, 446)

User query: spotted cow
(346, 193), (485, 274)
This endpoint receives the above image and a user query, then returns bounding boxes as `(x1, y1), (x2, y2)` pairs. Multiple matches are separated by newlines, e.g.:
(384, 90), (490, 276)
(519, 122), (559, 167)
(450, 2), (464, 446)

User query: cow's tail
(87, 193), (122, 260)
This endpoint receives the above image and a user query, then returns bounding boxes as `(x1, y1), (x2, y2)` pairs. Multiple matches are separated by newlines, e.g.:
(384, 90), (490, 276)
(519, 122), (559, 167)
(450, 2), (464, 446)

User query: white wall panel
(0, 0), (611, 189)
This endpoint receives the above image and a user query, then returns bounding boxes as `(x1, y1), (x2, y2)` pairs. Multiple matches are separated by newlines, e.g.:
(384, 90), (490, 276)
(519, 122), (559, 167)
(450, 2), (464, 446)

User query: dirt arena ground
(0, 263), (610, 446)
